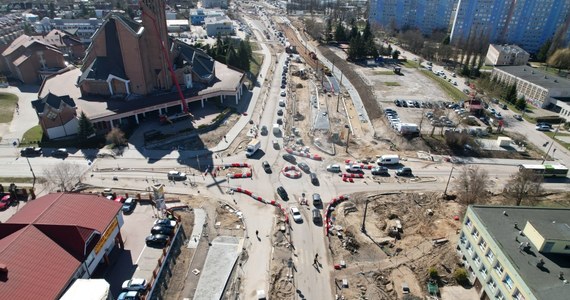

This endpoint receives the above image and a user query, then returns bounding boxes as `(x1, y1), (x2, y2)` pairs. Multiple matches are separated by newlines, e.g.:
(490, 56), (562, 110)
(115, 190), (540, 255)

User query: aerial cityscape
(0, 0), (569, 299)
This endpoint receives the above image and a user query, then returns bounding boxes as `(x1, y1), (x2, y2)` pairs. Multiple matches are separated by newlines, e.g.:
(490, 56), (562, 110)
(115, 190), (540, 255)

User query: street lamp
(444, 166), (455, 197)
(542, 124), (561, 164)
(360, 199), (369, 234)
(344, 124), (351, 153)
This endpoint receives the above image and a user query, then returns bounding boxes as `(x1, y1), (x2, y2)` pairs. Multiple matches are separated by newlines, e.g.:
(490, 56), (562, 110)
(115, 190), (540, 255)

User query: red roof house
(0, 193), (123, 300)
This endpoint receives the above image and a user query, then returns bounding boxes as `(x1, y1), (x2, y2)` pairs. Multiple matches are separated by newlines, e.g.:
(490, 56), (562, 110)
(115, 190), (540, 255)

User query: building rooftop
(471, 205), (570, 300)
(494, 66), (570, 90)
(492, 44), (528, 55)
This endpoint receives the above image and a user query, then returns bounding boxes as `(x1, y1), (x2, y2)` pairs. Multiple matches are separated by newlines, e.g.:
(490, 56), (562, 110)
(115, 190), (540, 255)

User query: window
(494, 262), (504, 277)
(473, 254), (481, 266)
(486, 249), (495, 262)
(512, 289), (525, 300)
(472, 228), (479, 239)
(467, 242), (473, 255)
(479, 239), (487, 251)
(488, 278), (497, 292)
(496, 291), (505, 300)
(46, 111), (58, 120)
(480, 265), (488, 279)
(504, 274), (514, 290)
(465, 217), (472, 229)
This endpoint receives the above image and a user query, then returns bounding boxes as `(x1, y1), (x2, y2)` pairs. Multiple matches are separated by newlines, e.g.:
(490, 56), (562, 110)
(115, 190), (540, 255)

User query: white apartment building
(204, 16), (234, 37)
(485, 44), (530, 66)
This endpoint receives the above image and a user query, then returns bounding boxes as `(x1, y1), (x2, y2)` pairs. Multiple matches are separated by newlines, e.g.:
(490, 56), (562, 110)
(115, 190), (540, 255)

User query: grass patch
(480, 65), (493, 70)
(384, 82), (401, 86)
(0, 177), (35, 184)
(374, 70), (396, 75)
(402, 60), (419, 68)
(421, 70), (467, 102)
(250, 52), (264, 78)
(249, 41), (262, 52)
(21, 125), (43, 146)
(0, 92), (18, 123)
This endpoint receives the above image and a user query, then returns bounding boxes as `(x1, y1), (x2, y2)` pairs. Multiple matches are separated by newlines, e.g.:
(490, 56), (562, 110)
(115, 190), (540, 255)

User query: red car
(0, 194), (14, 210)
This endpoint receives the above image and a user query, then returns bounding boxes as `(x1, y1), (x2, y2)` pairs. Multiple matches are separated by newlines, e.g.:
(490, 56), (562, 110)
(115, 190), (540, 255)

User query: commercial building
(457, 205), (570, 300)
(204, 15), (235, 37)
(491, 66), (570, 117)
(485, 44), (530, 66)
(451, 0), (570, 54)
(0, 193), (124, 299)
(190, 9), (225, 25)
(201, 0), (228, 9)
(368, 0), (457, 35)
(34, 17), (104, 44)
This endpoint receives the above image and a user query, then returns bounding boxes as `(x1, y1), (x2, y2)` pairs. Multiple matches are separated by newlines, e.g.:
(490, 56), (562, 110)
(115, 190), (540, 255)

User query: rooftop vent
(0, 264), (7, 273)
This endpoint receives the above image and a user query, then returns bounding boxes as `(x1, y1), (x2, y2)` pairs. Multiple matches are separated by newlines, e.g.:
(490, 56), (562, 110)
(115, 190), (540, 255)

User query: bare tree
(503, 170), (544, 206)
(106, 127), (127, 147)
(454, 166), (490, 205)
(44, 162), (84, 192)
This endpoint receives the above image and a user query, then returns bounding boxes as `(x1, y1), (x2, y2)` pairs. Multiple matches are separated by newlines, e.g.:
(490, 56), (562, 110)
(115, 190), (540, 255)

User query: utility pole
(444, 166), (455, 197)
(345, 124), (351, 153)
(336, 72), (343, 112)
(25, 156), (36, 188)
(542, 124), (561, 164)
(360, 199), (369, 233)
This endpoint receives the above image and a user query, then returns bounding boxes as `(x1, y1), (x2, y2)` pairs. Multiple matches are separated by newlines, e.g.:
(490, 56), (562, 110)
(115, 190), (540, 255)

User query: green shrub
(428, 267), (439, 279)
(453, 268), (469, 285)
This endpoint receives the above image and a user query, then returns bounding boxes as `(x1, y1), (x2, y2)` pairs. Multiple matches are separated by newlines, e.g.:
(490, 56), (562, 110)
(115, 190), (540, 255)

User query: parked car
(51, 148), (68, 158)
(272, 140), (280, 149)
(327, 164), (341, 172)
(312, 193), (322, 206)
(371, 166), (389, 176)
(122, 197), (136, 214)
(345, 164), (362, 173)
(20, 147), (42, 156)
(297, 162), (310, 173)
(310, 173), (319, 185)
(260, 125), (268, 135)
(145, 234), (170, 248)
(151, 225), (174, 235)
(280, 90), (286, 97)
(290, 206), (302, 222)
(167, 170), (186, 181)
(154, 218), (176, 228)
(394, 99), (402, 107)
(536, 125), (551, 131)
(312, 209), (322, 224)
(277, 109), (283, 116)
(282, 154), (296, 164)
(0, 194), (15, 210)
(537, 122), (552, 129)
(501, 104), (508, 110)
(277, 186), (288, 201)
(396, 167), (413, 176)
(262, 161), (272, 173)
(117, 291), (140, 300)
(514, 115), (523, 121)
(122, 278), (147, 292)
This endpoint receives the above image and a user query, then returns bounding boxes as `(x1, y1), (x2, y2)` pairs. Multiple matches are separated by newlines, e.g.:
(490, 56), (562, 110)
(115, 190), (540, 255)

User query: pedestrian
(315, 253), (319, 260)
(313, 258), (318, 266)
(255, 230), (259, 237)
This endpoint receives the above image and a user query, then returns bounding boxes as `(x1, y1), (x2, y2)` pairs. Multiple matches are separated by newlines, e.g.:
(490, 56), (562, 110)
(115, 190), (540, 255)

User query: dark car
(277, 118), (283, 125)
(121, 198), (136, 214)
(312, 209), (322, 224)
(145, 234), (170, 248)
(151, 225), (174, 235)
(282, 154), (296, 164)
(277, 109), (283, 116)
(371, 166), (389, 176)
(262, 161), (272, 173)
(154, 218), (176, 228)
(20, 147), (42, 157)
(394, 99), (402, 106)
(401, 101), (408, 107)
(51, 148), (68, 158)
(297, 162), (310, 173)
(312, 193), (322, 207)
(310, 173), (319, 185)
(276, 186), (288, 201)
(396, 167), (413, 176)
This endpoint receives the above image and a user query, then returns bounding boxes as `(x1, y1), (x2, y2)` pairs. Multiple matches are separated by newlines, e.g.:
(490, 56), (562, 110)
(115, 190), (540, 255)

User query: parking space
(383, 100), (462, 133)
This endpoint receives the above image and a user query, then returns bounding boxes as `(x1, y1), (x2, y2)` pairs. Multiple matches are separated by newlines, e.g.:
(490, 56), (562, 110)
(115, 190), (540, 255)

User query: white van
(377, 154), (400, 165)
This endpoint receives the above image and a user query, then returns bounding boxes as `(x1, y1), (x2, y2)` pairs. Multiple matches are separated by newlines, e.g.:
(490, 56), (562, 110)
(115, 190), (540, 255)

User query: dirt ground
(326, 192), (464, 299)
(268, 219), (297, 299)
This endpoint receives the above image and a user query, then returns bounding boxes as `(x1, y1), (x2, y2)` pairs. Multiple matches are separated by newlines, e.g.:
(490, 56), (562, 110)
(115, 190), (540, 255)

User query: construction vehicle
(245, 139), (261, 157)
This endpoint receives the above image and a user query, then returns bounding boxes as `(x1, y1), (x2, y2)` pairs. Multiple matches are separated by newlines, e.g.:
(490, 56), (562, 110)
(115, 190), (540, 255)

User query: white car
(167, 170), (186, 180)
(290, 206), (302, 222)
(327, 164), (341, 172)
(122, 278), (147, 291)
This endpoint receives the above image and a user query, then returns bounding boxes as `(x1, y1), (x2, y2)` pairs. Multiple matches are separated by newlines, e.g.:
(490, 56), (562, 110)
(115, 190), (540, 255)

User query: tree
(362, 21), (372, 41)
(334, 23), (347, 42)
(503, 170), (543, 206)
(536, 39), (551, 62)
(77, 111), (95, 140)
(106, 128), (127, 147)
(392, 49), (400, 60)
(505, 84), (517, 104)
(237, 41), (250, 71)
(226, 46), (239, 70)
(455, 166), (490, 205)
(515, 96), (527, 111)
(547, 48), (570, 71)
(44, 162), (84, 192)
(453, 268), (469, 285)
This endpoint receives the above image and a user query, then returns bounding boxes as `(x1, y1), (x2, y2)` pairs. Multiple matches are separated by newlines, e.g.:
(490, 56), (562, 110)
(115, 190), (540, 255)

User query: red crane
(140, 1), (191, 116)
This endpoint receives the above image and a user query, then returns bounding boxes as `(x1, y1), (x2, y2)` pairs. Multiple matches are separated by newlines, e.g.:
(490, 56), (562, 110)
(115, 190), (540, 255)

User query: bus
(519, 164), (569, 178)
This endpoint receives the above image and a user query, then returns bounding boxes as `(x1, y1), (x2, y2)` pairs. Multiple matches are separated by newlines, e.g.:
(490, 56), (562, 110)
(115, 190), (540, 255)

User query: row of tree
(202, 34), (253, 73)
(478, 75), (527, 111)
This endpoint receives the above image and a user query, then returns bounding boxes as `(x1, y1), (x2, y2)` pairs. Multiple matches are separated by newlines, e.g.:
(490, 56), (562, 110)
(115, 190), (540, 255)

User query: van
(377, 154), (400, 165)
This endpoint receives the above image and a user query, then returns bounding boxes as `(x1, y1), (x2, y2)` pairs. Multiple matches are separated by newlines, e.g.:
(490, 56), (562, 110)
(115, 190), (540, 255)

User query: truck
(396, 123), (419, 135)
(245, 139), (261, 157)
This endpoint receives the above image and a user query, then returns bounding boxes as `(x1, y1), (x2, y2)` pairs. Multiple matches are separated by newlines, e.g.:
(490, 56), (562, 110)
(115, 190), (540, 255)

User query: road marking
(135, 245), (147, 265)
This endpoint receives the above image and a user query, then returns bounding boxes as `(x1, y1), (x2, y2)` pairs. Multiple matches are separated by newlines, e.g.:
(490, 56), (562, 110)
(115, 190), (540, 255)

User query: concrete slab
(192, 236), (242, 300)
(440, 285), (478, 300)
(187, 208), (206, 249)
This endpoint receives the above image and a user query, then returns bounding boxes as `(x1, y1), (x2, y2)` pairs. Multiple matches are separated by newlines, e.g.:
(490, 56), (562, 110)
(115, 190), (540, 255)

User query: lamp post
(542, 124), (561, 164)
(345, 124), (351, 153)
(360, 199), (369, 233)
(444, 166), (455, 197)
(25, 156), (36, 189)
(336, 72), (343, 112)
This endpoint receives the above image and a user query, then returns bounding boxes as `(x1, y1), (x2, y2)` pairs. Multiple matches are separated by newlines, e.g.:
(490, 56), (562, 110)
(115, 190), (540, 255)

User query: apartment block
(451, 0), (570, 54)
(369, 0), (458, 35)
(457, 205), (570, 300)
(485, 44), (529, 66)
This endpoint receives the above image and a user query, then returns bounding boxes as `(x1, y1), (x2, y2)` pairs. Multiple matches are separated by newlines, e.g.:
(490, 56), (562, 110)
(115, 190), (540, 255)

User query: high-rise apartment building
(369, 0), (458, 35)
(450, 0), (570, 53)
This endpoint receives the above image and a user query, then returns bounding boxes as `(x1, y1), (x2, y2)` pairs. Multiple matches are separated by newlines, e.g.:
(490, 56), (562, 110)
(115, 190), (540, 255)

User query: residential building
(485, 44), (530, 66)
(0, 14), (25, 52)
(34, 17), (104, 44)
(190, 9), (224, 25)
(0, 35), (66, 84)
(491, 66), (570, 117)
(368, 0), (458, 35)
(201, 0), (228, 9)
(204, 15), (234, 37)
(457, 205), (570, 300)
(0, 193), (124, 299)
(31, 92), (78, 140)
(450, 0), (570, 54)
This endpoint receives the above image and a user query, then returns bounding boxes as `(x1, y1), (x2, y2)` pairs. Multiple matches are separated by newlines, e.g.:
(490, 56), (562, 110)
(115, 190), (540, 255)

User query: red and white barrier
(231, 188), (289, 223)
(227, 172), (252, 178)
(342, 173), (364, 178)
(281, 165), (302, 179)
(284, 148), (323, 161)
(344, 161), (373, 169)
(324, 195), (350, 235)
(223, 163), (251, 168)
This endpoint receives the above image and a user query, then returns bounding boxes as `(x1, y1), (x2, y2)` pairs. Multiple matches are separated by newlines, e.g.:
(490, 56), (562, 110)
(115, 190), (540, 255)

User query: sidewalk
(0, 85), (41, 146)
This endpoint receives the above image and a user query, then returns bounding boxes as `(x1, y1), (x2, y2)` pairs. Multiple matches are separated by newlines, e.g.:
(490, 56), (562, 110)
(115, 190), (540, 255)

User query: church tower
(139, 0), (172, 92)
